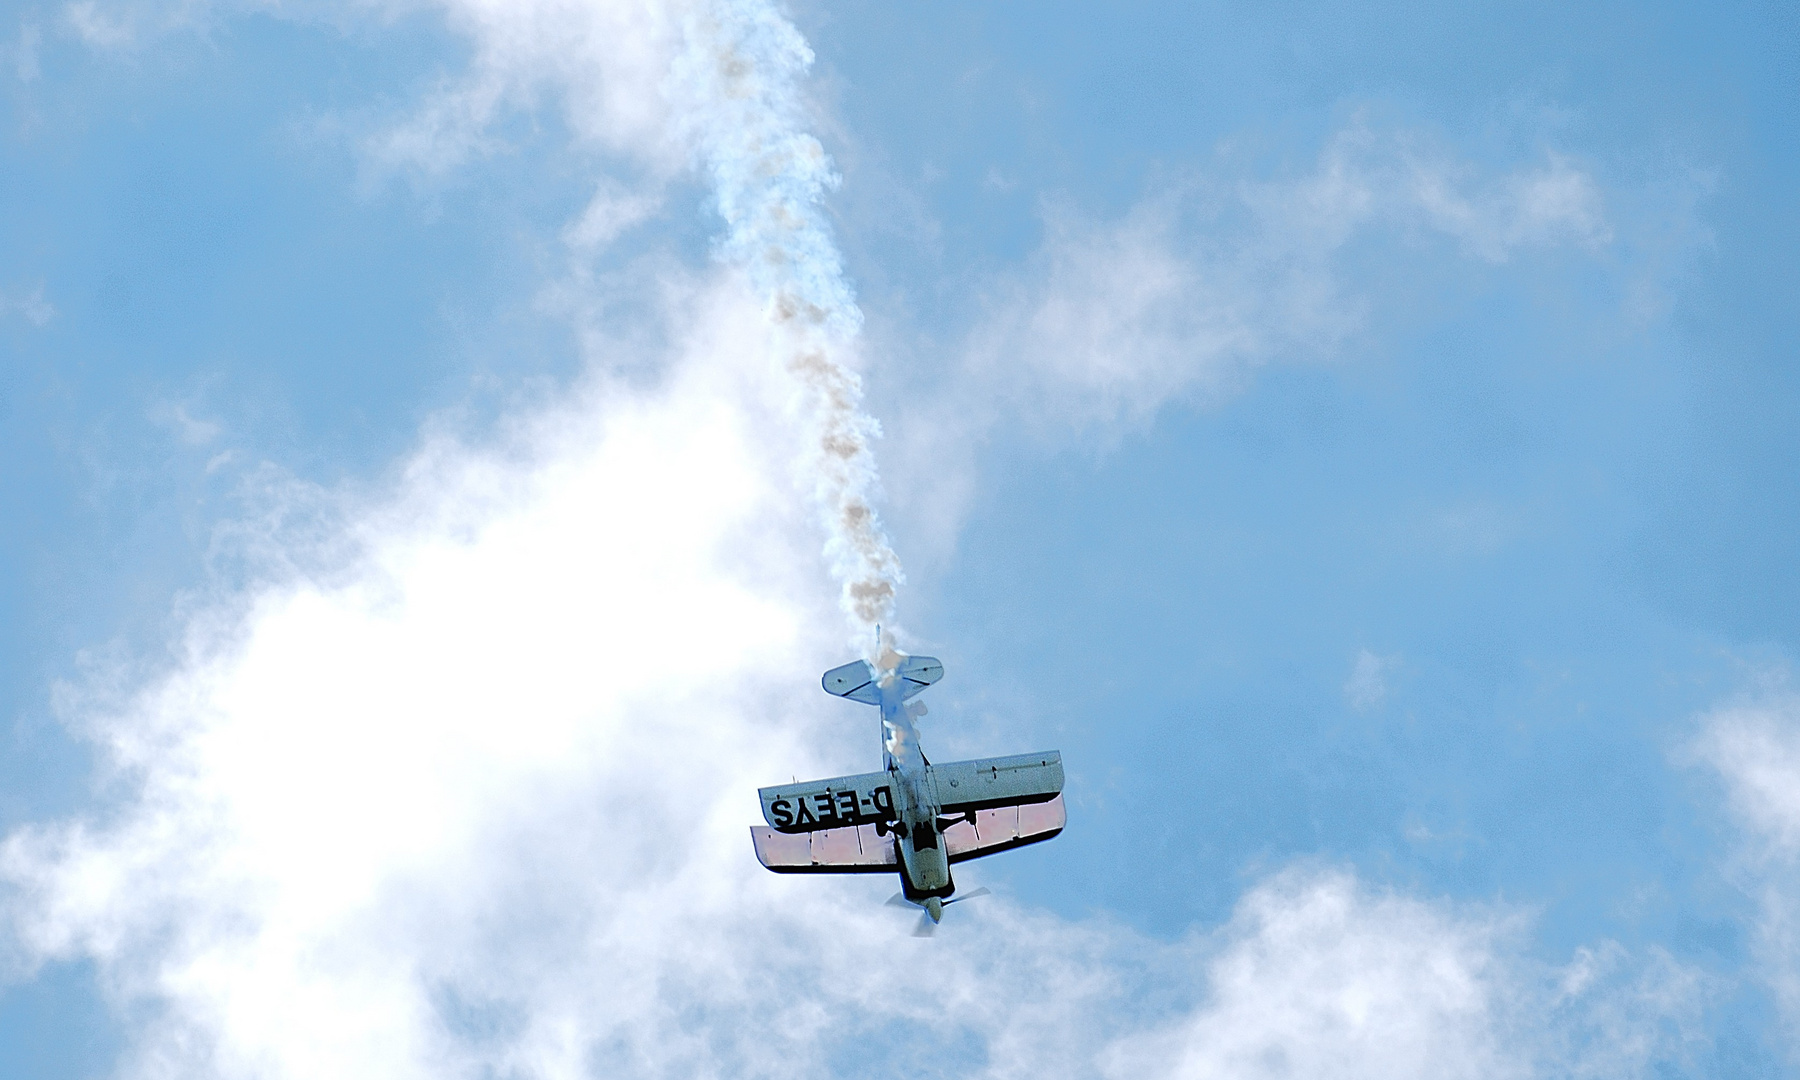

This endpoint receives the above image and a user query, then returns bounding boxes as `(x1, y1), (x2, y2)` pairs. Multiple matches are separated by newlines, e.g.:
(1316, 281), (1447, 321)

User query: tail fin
(823, 656), (944, 704)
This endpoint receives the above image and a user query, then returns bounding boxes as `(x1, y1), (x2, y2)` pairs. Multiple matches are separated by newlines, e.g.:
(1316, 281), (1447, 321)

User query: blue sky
(2, 1), (1798, 1077)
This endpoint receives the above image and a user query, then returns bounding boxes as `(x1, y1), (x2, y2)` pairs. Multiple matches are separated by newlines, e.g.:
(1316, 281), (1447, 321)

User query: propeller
(888, 887), (992, 937)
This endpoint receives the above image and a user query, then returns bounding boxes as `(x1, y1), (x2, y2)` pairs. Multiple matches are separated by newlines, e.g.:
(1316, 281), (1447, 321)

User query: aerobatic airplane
(750, 653), (1065, 934)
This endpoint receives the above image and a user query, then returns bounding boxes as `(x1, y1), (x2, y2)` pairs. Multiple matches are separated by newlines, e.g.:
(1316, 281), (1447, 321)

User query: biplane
(750, 654), (1064, 934)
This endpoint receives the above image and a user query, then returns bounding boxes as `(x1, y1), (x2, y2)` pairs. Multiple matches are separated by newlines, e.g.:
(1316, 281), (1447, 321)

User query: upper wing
(750, 798), (1066, 872)
(756, 748), (1060, 833)
(750, 823), (897, 874)
(931, 751), (1063, 814)
(758, 770), (896, 832)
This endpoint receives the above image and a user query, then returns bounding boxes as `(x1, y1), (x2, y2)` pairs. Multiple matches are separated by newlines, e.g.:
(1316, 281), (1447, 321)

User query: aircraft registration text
(758, 769), (897, 833)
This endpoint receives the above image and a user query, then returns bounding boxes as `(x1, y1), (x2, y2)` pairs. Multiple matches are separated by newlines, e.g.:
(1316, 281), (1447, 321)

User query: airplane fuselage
(877, 670), (954, 900)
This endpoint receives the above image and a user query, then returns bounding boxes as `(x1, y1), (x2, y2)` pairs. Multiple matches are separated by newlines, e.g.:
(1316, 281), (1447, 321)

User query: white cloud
(1693, 687), (1800, 1044)
(1109, 870), (1708, 1080)
(2, 277), (841, 1078)
(1108, 869), (1518, 1080)
(961, 126), (1612, 435)
(1700, 693), (1800, 854)
(972, 194), (1304, 428)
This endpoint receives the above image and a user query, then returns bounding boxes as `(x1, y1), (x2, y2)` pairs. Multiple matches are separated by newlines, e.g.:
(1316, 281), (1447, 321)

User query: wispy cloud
(884, 124), (1620, 567)
(147, 401), (221, 446)
(2, 283), (55, 326)
(354, 0), (687, 184)
(563, 177), (662, 253)
(9, 21), (40, 82)
(965, 124), (1613, 435)
(1403, 149), (1611, 262)
(1344, 649), (1399, 712)
(63, 0), (136, 49)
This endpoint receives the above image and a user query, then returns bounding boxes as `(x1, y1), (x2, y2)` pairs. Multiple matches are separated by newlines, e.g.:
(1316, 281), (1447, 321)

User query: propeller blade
(886, 892), (913, 909)
(944, 886), (991, 906)
(912, 911), (937, 937)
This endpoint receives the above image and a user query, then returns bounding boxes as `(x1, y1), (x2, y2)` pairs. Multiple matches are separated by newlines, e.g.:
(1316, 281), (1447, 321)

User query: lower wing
(750, 794), (1066, 873)
(944, 794), (1066, 863)
(751, 821), (897, 873)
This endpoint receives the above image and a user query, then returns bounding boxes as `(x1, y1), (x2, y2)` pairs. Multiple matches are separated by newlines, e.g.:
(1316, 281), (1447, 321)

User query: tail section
(822, 656), (944, 704)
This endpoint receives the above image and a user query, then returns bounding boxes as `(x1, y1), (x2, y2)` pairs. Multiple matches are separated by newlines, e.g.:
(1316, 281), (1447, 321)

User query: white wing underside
(751, 795), (1067, 873)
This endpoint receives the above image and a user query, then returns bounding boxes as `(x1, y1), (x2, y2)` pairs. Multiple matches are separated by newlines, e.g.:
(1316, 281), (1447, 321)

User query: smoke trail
(668, 1), (904, 646)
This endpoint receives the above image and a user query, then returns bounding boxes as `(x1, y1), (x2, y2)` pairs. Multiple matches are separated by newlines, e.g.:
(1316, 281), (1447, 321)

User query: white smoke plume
(668, 2), (903, 643)
(65, 0), (906, 646)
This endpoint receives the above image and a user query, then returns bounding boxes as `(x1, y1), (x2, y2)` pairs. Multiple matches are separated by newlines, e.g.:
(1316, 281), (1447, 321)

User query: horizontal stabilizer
(751, 823), (897, 874)
(895, 655), (945, 696)
(821, 655), (944, 705)
(822, 660), (880, 703)
(932, 751), (1064, 814)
